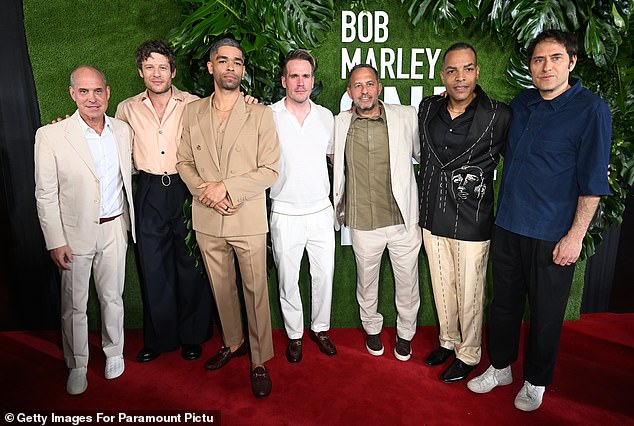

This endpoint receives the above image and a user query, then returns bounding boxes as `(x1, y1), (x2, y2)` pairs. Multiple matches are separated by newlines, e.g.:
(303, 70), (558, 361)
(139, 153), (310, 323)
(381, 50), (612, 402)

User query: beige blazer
(331, 102), (420, 231)
(176, 95), (279, 237)
(34, 111), (135, 254)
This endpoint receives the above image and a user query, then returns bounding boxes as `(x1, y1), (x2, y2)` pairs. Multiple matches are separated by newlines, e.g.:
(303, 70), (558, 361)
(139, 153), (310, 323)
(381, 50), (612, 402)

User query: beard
(215, 73), (241, 91)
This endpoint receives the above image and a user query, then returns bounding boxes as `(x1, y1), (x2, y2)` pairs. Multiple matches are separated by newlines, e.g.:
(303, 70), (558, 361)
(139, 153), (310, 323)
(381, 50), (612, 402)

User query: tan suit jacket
(331, 102), (420, 231)
(176, 95), (279, 236)
(35, 111), (135, 253)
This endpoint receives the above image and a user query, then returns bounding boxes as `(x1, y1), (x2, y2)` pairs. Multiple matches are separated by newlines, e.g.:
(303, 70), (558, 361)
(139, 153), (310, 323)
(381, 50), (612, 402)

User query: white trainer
(105, 355), (125, 379)
(66, 367), (87, 395)
(514, 380), (545, 412)
(467, 364), (512, 394)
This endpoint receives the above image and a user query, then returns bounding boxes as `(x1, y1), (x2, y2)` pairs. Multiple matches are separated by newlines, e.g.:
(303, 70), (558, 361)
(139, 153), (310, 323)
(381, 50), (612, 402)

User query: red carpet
(2, 313), (633, 425)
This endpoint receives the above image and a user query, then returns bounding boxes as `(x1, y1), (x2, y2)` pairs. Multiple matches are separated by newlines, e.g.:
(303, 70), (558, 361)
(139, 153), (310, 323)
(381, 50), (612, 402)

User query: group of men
(34, 29), (611, 411)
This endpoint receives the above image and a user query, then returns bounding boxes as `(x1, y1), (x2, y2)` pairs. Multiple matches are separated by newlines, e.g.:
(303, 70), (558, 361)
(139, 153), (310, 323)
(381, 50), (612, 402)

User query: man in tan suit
(331, 64), (421, 361)
(176, 38), (279, 398)
(34, 65), (135, 395)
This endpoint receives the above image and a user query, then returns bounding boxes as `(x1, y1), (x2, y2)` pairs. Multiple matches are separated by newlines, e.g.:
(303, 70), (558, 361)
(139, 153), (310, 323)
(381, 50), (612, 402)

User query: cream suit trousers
(350, 224), (422, 340)
(60, 216), (127, 369)
(270, 206), (335, 340)
(423, 228), (490, 365)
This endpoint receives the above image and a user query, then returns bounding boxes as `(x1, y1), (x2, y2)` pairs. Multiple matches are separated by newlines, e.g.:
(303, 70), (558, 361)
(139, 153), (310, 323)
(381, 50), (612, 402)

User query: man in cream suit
(34, 65), (135, 395)
(176, 38), (279, 398)
(331, 64), (422, 361)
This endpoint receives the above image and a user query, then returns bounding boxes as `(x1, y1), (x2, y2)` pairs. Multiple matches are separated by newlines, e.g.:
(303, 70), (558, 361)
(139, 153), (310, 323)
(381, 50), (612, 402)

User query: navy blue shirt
(495, 78), (612, 242)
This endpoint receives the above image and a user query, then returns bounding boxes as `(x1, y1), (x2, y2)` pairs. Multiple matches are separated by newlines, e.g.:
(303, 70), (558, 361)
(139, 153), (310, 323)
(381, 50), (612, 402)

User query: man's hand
(213, 197), (242, 216)
(552, 233), (583, 266)
(241, 92), (259, 105)
(197, 181), (228, 208)
(51, 114), (71, 124)
(50, 245), (73, 270)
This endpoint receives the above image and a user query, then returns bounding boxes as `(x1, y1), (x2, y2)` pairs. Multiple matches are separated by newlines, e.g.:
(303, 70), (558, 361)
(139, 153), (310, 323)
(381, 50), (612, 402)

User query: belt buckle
(161, 174), (171, 187)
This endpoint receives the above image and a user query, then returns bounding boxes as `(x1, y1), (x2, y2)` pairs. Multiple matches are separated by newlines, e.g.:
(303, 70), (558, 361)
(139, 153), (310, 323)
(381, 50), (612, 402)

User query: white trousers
(270, 206), (335, 340)
(350, 224), (422, 340)
(423, 228), (490, 365)
(60, 216), (127, 369)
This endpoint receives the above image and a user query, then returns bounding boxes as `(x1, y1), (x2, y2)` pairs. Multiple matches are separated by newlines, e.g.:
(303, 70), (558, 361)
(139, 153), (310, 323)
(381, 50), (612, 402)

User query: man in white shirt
(270, 50), (337, 363)
(34, 65), (135, 395)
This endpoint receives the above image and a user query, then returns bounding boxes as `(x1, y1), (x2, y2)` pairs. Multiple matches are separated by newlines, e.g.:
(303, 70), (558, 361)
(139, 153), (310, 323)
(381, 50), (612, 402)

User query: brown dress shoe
(251, 366), (272, 398)
(310, 331), (337, 356)
(204, 341), (248, 370)
(286, 339), (302, 363)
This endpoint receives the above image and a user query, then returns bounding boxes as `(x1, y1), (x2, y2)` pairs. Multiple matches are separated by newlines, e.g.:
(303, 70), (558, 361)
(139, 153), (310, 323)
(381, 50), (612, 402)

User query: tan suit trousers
(423, 228), (490, 365)
(60, 216), (127, 369)
(350, 224), (422, 340)
(197, 232), (273, 365)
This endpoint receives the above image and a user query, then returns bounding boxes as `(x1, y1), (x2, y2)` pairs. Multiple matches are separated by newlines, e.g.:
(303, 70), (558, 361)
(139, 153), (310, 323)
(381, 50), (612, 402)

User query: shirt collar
(351, 101), (385, 122)
(140, 85), (185, 102)
(526, 77), (582, 109)
(76, 110), (112, 135)
(271, 97), (315, 114)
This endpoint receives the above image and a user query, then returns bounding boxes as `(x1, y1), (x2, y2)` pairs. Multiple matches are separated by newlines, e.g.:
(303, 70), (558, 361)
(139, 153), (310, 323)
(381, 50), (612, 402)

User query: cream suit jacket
(331, 102), (421, 231)
(34, 111), (136, 254)
(176, 95), (279, 237)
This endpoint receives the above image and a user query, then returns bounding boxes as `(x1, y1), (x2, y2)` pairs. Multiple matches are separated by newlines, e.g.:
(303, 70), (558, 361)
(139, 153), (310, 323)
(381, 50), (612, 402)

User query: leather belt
(99, 214), (121, 224)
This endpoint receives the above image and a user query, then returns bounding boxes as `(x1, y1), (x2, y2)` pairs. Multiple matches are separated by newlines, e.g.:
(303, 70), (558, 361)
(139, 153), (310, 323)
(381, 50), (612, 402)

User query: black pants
(136, 172), (214, 352)
(488, 226), (575, 386)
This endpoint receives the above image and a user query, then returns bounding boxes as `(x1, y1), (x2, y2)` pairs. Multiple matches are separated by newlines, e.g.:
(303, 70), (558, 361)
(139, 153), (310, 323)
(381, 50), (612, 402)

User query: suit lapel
(383, 103), (401, 176)
(221, 96), (248, 167)
(421, 98), (445, 165)
(65, 112), (98, 178)
(197, 96), (221, 171)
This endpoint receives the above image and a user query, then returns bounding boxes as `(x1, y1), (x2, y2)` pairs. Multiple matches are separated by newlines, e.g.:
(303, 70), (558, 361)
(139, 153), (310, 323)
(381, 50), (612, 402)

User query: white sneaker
(105, 355), (125, 379)
(514, 380), (545, 412)
(467, 364), (513, 393)
(66, 367), (87, 395)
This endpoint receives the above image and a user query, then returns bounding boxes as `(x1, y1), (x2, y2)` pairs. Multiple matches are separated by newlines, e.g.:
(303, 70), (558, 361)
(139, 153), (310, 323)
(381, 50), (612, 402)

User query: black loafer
(251, 366), (272, 398)
(440, 359), (477, 383)
(181, 344), (202, 361)
(310, 331), (337, 356)
(424, 346), (454, 366)
(136, 347), (160, 363)
(204, 341), (249, 370)
(286, 339), (303, 363)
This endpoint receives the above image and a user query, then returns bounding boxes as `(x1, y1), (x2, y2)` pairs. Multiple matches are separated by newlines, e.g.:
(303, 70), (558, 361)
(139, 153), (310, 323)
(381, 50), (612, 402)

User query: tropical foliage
(402, 0), (634, 258)
(169, 0), (335, 103)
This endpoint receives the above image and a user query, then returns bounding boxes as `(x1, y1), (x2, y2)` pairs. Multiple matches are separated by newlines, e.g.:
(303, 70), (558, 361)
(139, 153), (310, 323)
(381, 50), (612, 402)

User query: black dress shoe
(440, 359), (477, 383)
(310, 331), (337, 356)
(424, 346), (454, 366)
(251, 366), (272, 398)
(136, 347), (160, 363)
(286, 339), (302, 363)
(204, 341), (249, 370)
(181, 344), (202, 361)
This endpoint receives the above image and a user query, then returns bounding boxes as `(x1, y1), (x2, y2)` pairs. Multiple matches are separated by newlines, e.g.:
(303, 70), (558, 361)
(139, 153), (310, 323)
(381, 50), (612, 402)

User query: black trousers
(135, 172), (214, 352)
(488, 226), (575, 386)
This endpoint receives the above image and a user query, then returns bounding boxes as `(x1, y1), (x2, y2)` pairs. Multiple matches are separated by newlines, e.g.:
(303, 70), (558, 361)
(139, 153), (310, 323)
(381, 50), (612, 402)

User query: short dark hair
(70, 65), (108, 88)
(209, 38), (245, 61)
(347, 63), (379, 87)
(443, 42), (477, 67)
(283, 49), (316, 76)
(135, 40), (176, 72)
(527, 29), (578, 65)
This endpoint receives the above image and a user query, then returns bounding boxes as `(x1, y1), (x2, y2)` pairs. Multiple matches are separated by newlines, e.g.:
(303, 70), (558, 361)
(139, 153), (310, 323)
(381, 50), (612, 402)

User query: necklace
(448, 107), (466, 114)
(213, 101), (234, 112)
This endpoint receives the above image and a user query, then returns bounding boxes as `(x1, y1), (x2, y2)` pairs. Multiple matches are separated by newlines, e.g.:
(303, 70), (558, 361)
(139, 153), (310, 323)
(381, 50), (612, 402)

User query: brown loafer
(310, 331), (337, 356)
(286, 338), (302, 363)
(204, 340), (249, 370)
(251, 366), (272, 398)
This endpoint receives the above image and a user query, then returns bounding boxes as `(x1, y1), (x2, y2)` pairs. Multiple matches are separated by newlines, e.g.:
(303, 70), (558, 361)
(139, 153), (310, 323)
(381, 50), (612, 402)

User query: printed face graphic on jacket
(451, 165), (485, 203)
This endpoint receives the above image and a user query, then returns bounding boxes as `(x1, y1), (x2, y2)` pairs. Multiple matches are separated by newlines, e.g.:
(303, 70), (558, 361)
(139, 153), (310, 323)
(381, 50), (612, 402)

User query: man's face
(69, 67), (110, 122)
(282, 59), (314, 105)
(441, 48), (479, 103)
(207, 45), (244, 91)
(529, 39), (576, 100)
(139, 52), (175, 95)
(451, 165), (484, 203)
(347, 67), (382, 117)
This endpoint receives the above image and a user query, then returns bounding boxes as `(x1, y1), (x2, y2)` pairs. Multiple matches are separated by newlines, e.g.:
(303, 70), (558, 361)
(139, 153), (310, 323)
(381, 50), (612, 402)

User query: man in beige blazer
(331, 64), (421, 361)
(176, 38), (279, 398)
(34, 65), (135, 395)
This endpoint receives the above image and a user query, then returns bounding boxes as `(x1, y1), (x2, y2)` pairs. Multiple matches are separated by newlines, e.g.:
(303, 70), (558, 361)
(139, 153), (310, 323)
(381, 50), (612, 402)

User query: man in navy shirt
(467, 30), (612, 411)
